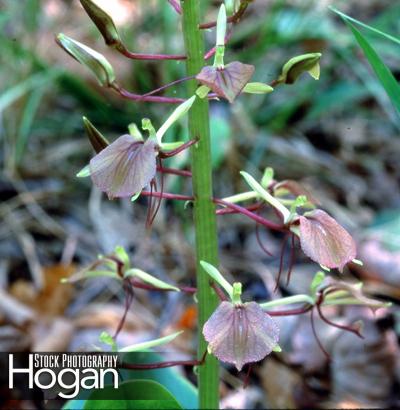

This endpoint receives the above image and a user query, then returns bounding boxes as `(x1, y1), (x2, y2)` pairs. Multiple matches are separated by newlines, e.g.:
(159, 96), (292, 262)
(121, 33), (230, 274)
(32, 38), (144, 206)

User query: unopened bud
(56, 33), (116, 87)
(277, 52), (321, 85)
(80, 0), (121, 47)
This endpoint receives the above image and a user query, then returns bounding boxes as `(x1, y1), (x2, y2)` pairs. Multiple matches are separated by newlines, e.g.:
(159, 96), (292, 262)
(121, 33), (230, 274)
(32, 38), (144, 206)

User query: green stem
(181, 1), (220, 409)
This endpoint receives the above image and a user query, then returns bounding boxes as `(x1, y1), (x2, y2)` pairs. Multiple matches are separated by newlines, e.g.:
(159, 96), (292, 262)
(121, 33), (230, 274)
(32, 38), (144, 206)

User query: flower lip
(89, 134), (157, 199)
(203, 301), (279, 371)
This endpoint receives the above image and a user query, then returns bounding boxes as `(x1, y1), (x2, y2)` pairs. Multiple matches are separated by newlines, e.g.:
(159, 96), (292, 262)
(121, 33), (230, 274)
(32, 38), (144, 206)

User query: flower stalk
(181, 1), (220, 408)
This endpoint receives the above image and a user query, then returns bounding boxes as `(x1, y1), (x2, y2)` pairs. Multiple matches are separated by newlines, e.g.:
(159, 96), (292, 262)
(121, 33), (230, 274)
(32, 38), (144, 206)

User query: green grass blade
(15, 87), (47, 165)
(344, 22), (400, 115)
(330, 6), (400, 46)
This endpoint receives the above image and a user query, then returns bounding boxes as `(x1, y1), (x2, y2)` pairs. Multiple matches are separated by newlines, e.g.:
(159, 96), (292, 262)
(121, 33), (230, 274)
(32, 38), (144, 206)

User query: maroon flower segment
(89, 134), (157, 199)
(196, 61), (255, 103)
(203, 301), (279, 371)
(299, 209), (357, 271)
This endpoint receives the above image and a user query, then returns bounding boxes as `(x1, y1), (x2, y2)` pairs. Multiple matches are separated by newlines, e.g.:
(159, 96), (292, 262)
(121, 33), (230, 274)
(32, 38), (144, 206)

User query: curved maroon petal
(203, 301), (279, 371)
(299, 209), (357, 271)
(89, 134), (157, 199)
(196, 61), (255, 103)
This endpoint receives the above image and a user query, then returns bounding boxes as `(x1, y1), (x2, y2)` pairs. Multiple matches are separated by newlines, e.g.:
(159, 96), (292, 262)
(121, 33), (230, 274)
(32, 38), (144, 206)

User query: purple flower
(203, 301), (279, 371)
(299, 209), (357, 271)
(89, 134), (157, 199)
(196, 61), (255, 103)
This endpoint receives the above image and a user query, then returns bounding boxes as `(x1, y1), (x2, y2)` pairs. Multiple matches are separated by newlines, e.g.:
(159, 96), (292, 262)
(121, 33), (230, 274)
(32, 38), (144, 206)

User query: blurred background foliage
(1, 0), (400, 408)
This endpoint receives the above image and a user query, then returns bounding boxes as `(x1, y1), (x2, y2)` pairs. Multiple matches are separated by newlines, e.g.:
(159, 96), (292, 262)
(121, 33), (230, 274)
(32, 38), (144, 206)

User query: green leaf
(340, 22), (400, 114)
(84, 380), (183, 409)
(65, 351), (197, 410)
(330, 6), (400, 47)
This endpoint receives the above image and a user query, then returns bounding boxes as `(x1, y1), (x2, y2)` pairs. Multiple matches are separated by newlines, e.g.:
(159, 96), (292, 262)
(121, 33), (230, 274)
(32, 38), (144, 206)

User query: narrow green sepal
(242, 82), (274, 94)
(196, 85), (211, 99)
(130, 191), (141, 202)
(114, 245), (130, 270)
(216, 4), (227, 47)
(128, 123), (144, 141)
(156, 96), (196, 145)
(83, 116), (109, 153)
(99, 331), (117, 352)
(272, 344), (282, 353)
(200, 261), (233, 300)
(310, 271), (325, 295)
(124, 268), (180, 291)
(76, 164), (91, 178)
(119, 331), (184, 352)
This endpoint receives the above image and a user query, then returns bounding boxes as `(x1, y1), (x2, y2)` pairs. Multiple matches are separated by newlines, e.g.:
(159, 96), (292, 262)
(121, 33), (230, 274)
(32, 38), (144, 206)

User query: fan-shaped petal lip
(299, 209), (357, 271)
(203, 301), (279, 371)
(196, 61), (255, 103)
(89, 134), (157, 199)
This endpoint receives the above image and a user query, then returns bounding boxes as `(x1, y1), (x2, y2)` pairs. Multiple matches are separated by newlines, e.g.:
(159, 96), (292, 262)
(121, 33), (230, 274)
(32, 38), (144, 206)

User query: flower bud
(80, 0), (121, 47)
(277, 52), (321, 85)
(56, 33), (116, 87)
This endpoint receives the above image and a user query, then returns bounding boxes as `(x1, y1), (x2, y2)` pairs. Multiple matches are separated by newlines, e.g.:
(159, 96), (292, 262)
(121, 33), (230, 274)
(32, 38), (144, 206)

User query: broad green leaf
(84, 380), (183, 409)
(64, 351), (197, 410)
